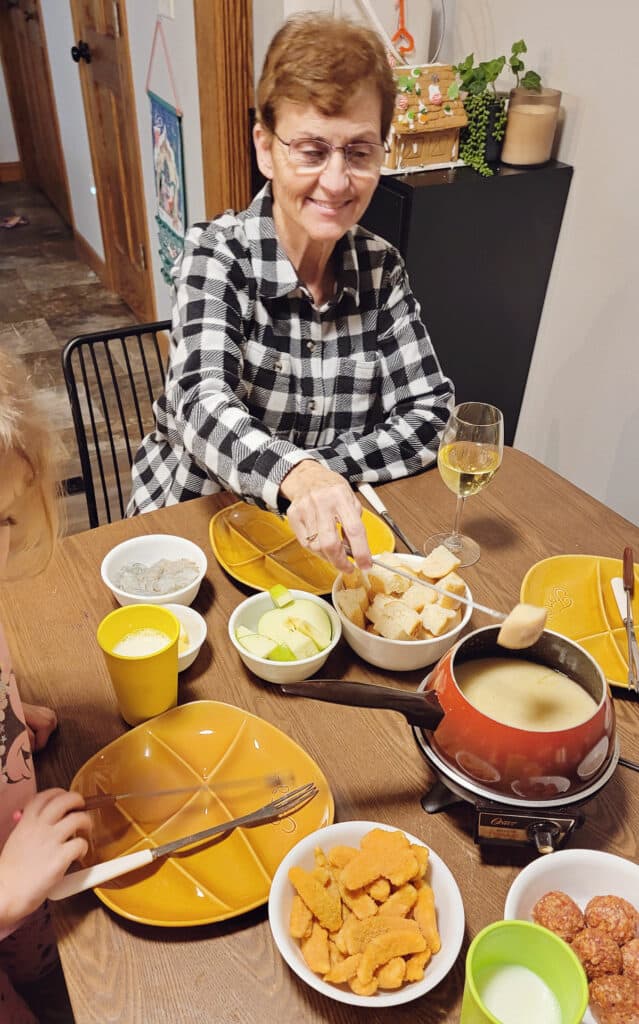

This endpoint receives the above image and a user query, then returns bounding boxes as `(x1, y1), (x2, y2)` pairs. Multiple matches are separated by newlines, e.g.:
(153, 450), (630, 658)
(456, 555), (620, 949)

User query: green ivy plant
(453, 41), (542, 176)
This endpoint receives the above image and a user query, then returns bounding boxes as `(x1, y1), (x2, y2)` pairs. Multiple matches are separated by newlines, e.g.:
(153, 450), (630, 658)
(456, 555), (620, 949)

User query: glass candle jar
(500, 87), (562, 167)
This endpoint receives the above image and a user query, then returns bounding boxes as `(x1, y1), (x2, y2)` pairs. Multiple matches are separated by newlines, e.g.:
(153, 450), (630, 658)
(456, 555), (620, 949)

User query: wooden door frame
(194, 0), (254, 218)
(0, 0), (73, 224)
(70, 0), (156, 321)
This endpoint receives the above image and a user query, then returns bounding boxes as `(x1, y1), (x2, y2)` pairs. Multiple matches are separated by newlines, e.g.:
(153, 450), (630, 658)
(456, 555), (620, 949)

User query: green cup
(460, 920), (588, 1024)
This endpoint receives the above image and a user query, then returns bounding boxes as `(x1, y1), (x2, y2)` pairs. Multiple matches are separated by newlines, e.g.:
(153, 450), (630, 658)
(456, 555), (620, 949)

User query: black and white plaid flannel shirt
(128, 184), (453, 515)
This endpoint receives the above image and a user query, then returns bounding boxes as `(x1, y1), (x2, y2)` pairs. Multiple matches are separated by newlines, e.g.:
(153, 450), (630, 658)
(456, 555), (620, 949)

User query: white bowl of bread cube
(332, 547), (472, 672)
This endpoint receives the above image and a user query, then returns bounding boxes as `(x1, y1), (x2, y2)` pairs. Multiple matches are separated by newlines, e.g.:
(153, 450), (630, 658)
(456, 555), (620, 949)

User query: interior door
(0, 0), (72, 223)
(69, 0), (155, 321)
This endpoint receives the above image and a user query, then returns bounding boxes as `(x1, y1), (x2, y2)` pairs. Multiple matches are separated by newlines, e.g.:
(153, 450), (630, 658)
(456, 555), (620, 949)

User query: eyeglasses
(273, 132), (386, 177)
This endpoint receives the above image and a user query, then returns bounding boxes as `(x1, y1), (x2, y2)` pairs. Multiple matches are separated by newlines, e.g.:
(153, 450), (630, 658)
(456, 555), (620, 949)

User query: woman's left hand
(281, 460), (372, 573)
(22, 703), (57, 752)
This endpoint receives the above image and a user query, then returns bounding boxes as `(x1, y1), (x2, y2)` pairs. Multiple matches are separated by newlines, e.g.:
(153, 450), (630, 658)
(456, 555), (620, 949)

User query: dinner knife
(612, 566), (639, 692)
(358, 483), (421, 555)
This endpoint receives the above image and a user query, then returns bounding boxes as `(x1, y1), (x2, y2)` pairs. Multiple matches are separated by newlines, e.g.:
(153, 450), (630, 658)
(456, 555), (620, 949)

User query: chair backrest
(62, 320), (171, 528)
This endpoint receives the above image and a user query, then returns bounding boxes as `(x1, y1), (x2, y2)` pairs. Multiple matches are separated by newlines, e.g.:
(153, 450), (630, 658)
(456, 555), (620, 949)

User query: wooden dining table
(3, 447), (639, 1023)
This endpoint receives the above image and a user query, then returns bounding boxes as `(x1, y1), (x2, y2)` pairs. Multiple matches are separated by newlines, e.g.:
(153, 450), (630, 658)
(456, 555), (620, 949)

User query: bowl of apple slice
(228, 586), (342, 684)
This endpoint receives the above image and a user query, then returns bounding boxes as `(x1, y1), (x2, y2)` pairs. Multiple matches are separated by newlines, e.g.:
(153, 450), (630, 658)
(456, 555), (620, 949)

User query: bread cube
(335, 587), (369, 630)
(436, 572), (466, 610)
(401, 582), (437, 613)
(420, 545), (462, 580)
(365, 593), (395, 627)
(369, 598), (421, 641)
(367, 563), (410, 597)
(420, 603), (460, 637)
(342, 567), (370, 594)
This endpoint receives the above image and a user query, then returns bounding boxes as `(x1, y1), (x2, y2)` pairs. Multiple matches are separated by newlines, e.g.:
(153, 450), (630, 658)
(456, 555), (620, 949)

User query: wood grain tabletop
(2, 447), (639, 1024)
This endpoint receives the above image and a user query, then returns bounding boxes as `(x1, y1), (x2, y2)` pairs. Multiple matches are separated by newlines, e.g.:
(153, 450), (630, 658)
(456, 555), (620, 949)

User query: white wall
(40, 1), (103, 258)
(0, 64), (18, 164)
(452, 0), (638, 525)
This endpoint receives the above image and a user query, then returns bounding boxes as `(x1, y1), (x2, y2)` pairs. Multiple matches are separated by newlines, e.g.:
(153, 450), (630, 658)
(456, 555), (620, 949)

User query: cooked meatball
(586, 896), (639, 946)
(572, 927), (623, 980)
(622, 939), (639, 982)
(532, 889), (585, 942)
(589, 974), (639, 1024)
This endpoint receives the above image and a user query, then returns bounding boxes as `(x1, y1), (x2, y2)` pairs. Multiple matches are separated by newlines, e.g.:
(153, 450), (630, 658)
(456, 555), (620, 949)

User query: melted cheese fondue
(455, 657), (597, 731)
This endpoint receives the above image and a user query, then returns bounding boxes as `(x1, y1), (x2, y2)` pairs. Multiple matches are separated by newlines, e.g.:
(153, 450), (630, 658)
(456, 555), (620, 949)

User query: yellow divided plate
(71, 701), (333, 926)
(521, 555), (639, 689)
(209, 502), (395, 595)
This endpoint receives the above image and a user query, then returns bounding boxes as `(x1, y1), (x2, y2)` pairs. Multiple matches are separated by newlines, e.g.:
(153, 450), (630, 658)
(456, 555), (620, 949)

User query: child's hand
(22, 703), (57, 751)
(0, 789), (90, 928)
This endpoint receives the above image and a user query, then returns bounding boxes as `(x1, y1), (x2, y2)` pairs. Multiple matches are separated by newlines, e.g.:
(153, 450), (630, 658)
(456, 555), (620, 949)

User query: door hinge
(112, 1), (121, 38)
(138, 243), (146, 270)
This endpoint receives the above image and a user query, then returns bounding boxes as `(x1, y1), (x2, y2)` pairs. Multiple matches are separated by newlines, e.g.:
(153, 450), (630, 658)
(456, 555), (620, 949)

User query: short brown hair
(0, 353), (60, 579)
(257, 14), (396, 140)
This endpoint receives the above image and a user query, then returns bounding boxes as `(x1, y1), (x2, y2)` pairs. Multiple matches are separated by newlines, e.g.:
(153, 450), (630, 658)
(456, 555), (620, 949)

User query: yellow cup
(97, 605), (180, 726)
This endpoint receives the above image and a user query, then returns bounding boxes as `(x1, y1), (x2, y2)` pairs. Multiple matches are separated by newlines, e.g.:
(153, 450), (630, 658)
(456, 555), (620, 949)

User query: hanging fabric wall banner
(146, 19), (187, 284)
(149, 92), (187, 282)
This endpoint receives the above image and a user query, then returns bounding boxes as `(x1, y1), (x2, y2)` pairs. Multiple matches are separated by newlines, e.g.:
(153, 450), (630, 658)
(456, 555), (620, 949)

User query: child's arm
(0, 789), (90, 930)
(21, 703), (57, 751)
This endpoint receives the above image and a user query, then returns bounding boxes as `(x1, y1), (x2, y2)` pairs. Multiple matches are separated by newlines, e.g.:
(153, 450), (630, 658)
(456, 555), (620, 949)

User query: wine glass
(424, 402), (504, 567)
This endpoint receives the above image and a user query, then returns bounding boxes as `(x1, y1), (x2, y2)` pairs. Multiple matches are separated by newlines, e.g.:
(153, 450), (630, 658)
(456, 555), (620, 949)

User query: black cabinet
(360, 162), (573, 444)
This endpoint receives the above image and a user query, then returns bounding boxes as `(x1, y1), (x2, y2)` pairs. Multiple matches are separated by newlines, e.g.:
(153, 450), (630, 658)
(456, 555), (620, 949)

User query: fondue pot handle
(280, 679), (445, 730)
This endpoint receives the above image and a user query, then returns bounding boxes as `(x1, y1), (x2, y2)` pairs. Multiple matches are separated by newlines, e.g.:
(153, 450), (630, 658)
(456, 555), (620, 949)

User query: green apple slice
(286, 600), (333, 651)
(237, 632), (277, 659)
(267, 643), (297, 662)
(257, 609), (318, 660)
(269, 584), (294, 608)
(236, 624), (253, 639)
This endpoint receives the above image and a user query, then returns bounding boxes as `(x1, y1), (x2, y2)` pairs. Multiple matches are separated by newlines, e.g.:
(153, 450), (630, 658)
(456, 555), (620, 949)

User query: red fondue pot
(423, 625), (615, 802)
(284, 626), (616, 806)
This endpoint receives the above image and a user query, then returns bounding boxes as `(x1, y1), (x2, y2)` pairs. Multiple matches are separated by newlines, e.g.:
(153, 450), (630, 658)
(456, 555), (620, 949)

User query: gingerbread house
(384, 63), (467, 172)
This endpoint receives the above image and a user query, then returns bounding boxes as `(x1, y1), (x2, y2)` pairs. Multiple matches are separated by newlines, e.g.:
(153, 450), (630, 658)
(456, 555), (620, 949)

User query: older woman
(129, 13), (453, 571)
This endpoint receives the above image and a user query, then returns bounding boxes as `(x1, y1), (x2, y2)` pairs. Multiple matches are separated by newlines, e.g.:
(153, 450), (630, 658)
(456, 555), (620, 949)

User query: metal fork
(49, 782), (318, 900)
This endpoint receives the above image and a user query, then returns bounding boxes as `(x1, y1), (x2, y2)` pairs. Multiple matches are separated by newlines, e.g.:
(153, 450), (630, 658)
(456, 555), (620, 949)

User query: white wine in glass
(424, 402), (504, 567)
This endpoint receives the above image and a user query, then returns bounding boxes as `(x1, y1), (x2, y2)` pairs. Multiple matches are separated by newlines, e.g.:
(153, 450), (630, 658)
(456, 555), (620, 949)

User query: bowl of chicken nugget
(332, 548), (472, 672)
(504, 849), (639, 1024)
(268, 820), (465, 1007)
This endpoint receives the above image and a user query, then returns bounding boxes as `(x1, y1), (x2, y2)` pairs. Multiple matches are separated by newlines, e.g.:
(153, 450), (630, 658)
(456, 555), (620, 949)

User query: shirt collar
(245, 183), (361, 306)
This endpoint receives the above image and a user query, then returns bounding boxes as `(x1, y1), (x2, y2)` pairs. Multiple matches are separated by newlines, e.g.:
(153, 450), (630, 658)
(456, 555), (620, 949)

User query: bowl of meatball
(504, 849), (639, 1024)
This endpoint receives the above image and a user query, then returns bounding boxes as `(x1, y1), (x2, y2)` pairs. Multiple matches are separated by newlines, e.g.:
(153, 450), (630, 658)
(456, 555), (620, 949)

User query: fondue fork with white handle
(48, 783), (318, 900)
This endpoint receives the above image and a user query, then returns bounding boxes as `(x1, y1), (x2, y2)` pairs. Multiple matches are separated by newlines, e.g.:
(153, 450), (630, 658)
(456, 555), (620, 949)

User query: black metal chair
(62, 320), (171, 528)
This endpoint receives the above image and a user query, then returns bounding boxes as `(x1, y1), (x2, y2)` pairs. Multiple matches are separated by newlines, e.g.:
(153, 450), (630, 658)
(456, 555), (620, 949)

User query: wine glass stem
(451, 495), (466, 546)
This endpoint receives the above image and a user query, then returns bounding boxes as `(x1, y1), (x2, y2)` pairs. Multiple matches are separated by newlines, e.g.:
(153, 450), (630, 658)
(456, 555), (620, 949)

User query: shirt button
(307, 400), (316, 412)
(274, 361), (283, 372)
(306, 341), (315, 352)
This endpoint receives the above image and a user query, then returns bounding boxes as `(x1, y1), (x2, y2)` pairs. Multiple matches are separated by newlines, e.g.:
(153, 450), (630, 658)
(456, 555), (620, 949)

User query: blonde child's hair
(0, 353), (60, 579)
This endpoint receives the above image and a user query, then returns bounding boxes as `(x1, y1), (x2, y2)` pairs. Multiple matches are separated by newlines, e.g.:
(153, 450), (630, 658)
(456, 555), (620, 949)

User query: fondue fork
(48, 782), (318, 900)
(367, 553), (506, 621)
(623, 547), (639, 693)
(81, 772), (294, 810)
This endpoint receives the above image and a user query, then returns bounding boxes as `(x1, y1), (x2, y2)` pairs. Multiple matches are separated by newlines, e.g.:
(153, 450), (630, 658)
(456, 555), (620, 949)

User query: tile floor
(0, 181), (136, 534)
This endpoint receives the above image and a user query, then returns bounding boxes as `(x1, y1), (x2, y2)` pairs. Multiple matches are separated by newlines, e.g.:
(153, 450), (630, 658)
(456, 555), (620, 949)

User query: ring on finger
(305, 532), (318, 544)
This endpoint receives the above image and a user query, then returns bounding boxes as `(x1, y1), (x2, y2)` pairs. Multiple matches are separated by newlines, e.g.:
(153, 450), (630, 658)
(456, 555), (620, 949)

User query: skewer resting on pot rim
(353, 551), (548, 651)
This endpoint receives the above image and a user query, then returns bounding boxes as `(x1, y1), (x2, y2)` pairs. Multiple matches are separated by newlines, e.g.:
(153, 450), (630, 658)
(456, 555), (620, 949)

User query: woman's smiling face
(254, 86), (383, 252)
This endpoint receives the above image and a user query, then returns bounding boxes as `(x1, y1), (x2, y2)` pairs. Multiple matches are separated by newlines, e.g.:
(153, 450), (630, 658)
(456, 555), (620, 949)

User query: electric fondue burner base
(413, 727), (619, 854)
(419, 774), (585, 853)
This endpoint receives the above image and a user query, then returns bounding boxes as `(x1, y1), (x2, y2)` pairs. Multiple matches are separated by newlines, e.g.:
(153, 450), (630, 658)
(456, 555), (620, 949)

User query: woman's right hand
(0, 789), (90, 928)
(281, 460), (372, 572)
